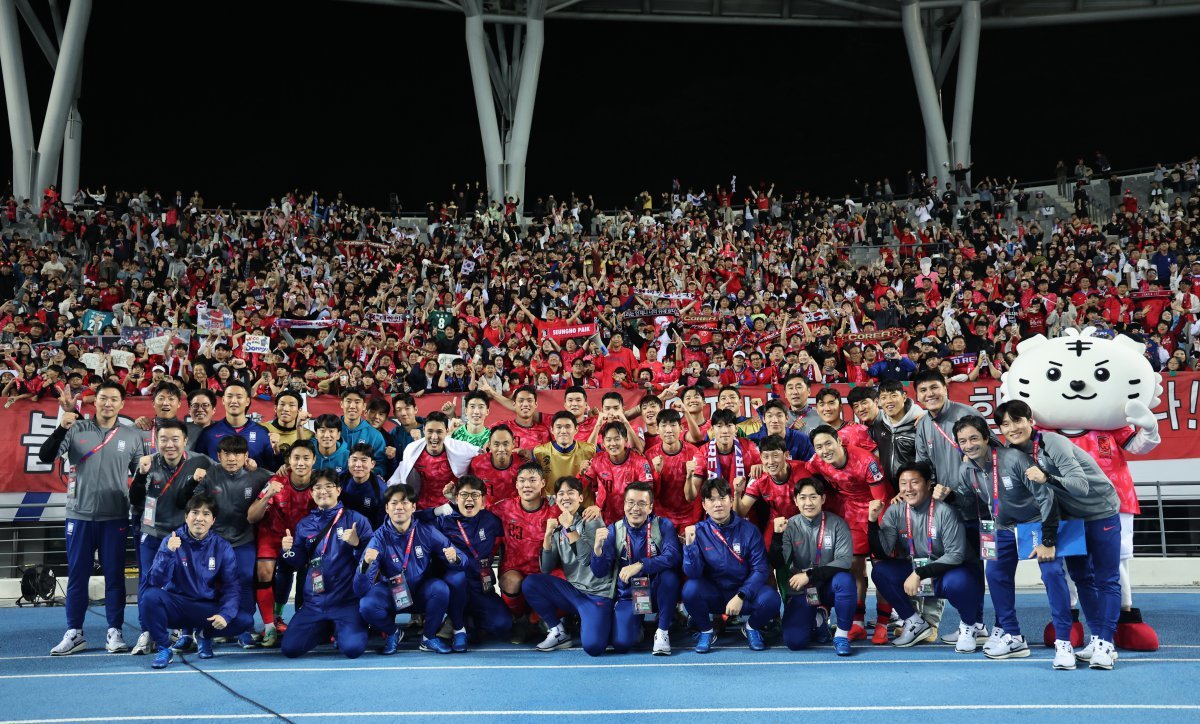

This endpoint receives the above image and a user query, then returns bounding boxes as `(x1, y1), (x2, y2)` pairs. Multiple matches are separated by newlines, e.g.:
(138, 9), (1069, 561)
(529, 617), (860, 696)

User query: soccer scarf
(707, 439), (744, 481)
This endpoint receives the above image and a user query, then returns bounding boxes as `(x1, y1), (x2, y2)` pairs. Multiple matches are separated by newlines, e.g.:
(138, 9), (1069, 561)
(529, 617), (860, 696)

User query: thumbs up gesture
(684, 525), (697, 546)
(281, 528), (294, 552)
(167, 532), (182, 552)
(341, 522), (359, 547)
(443, 546), (459, 564)
(593, 526), (609, 555)
(138, 455), (153, 474)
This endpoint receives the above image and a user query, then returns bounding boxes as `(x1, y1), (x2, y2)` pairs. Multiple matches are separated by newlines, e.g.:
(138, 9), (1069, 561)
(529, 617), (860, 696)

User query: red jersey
(510, 419), (551, 452)
(256, 475), (317, 556)
(413, 448), (458, 510)
(469, 452), (525, 504)
(693, 439), (762, 482)
(809, 446), (889, 514)
(1058, 427), (1139, 515)
(745, 460), (812, 522)
(574, 415), (598, 442)
(646, 440), (703, 531)
(587, 450), (656, 523)
(834, 422), (877, 453)
(493, 497), (561, 575)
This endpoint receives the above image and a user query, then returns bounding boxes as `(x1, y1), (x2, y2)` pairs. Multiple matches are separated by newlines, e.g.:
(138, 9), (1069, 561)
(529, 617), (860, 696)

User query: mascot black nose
(1070, 380), (1086, 392)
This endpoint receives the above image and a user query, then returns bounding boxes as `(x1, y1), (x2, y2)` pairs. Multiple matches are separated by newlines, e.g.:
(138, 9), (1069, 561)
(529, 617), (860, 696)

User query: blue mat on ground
(1, 592), (1198, 723)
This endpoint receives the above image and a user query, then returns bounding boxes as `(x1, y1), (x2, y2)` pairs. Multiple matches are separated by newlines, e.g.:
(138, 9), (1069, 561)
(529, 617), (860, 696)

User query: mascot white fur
(1001, 327), (1162, 651)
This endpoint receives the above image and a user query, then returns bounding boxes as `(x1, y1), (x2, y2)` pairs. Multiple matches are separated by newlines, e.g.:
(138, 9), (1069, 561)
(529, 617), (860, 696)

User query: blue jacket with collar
(148, 524), (240, 623)
(353, 517), (465, 598)
(590, 515), (681, 600)
(282, 504), (373, 610)
(682, 513), (769, 598)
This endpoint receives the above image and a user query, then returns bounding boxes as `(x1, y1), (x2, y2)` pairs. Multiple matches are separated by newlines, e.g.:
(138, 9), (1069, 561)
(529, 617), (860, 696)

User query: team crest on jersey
(415, 545), (425, 558)
(478, 529), (487, 541)
(249, 432), (258, 443)
(244, 486), (252, 499)
(823, 535), (832, 548)
(732, 542), (742, 555)
(364, 499), (372, 508)
(336, 527), (345, 539)
(208, 557), (216, 571)
(118, 440), (127, 451)
(868, 461), (882, 478)
(1001, 476), (1014, 490)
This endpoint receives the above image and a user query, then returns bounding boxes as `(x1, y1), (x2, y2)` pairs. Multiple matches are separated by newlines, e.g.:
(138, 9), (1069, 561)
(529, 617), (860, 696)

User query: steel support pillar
(465, 2), (505, 204)
(901, 0), (949, 179)
(950, 0), (980, 173)
(503, 0), (543, 209)
(61, 103), (81, 207)
(0, 0), (35, 201)
(34, 0), (90, 198)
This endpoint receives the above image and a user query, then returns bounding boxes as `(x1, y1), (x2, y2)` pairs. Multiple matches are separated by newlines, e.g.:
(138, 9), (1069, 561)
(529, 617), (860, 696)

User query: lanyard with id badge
(456, 519), (494, 593)
(388, 526), (417, 610)
(67, 427), (120, 499)
(142, 455), (187, 528)
(976, 449), (1000, 561)
(907, 501), (936, 597)
(626, 524), (655, 615)
(805, 514), (828, 606)
(308, 509), (344, 594)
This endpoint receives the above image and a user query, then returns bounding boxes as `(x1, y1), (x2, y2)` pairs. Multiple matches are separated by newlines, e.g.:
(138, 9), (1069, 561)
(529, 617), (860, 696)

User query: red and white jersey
(646, 440), (703, 531)
(835, 422), (877, 453)
(745, 459), (812, 522)
(468, 452), (525, 504)
(809, 446), (890, 521)
(693, 439), (762, 483)
(413, 448), (458, 510)
(1058, 427), (1140, 515)
(492, 497), (560, 575)
(509, 419), (551, 452)
(586, 450), (656, 524)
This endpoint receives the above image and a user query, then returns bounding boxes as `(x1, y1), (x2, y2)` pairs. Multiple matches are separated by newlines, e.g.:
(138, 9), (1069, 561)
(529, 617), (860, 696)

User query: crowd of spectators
(2, 155), (1200, 410)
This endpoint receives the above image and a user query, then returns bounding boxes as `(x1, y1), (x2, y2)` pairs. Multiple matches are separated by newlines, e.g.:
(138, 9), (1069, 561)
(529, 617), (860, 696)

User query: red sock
(501, 593), (527, 619)
(257, 586), (276, 626)
(854, 600), (866, 623)
(876, 599), (893, 621)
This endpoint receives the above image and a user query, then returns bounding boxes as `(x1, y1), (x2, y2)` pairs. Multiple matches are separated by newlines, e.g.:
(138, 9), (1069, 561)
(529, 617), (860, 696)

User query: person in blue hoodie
(682, 477), (781, 653)
(279, 469), (374, 659)
(590, 481), (682, 656)
(416, 475), (510, 642)
(312, 415), (351, 477)
(142, 493), (252, 669)
(339, 443), (388, 530)
(340, 388), (387, 467)
(356, 482), (468, 654)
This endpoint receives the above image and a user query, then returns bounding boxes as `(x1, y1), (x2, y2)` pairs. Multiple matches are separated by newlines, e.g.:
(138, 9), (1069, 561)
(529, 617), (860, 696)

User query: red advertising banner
(5, 374), (1200, 494)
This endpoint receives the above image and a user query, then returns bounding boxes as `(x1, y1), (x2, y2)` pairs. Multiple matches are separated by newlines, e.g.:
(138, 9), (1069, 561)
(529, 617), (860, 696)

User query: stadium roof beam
(464, 0), (544, 207)
(0, 0), (88, 205)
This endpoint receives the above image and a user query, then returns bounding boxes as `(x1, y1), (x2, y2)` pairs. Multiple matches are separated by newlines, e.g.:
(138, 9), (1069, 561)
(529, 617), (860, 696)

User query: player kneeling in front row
(356, 483), (469, 654)
(869, 463), (984, 652)
(143, 493), (252, 669)
(522, 476), (615, 656)
(590, 481), (682, 655)
(683, 477), (781, 653)
(279, 469), (375, 659)
(771, 476), (857, 656)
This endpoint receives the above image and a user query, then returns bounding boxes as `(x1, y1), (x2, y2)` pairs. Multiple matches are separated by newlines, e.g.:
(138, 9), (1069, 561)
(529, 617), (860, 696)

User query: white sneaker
(943, 622), (988, 645)
(955, 622), (978, 654)
(1089, 639), (1115, 670)
(981, 626), (1006, 655)
(1074, 635), (1120, 662)
(535, 625), (572, 652)
(50, 629), (86, 656)
(892, 617), (933, 648)
(652, 629), (672, 656)
(983, 632), (1030, 659)
(130, 631), (154, 655)
(1053, 639), (1076, 670)
(105, 628), (128, 653)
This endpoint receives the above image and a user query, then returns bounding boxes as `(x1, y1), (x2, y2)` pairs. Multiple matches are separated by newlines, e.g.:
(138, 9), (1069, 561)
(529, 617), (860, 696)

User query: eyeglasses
(624, 500), (652, 510)
(456, 492), (483, 501)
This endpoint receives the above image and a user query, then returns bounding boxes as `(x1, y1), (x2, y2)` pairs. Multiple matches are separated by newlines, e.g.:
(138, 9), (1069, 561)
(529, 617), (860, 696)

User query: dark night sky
(3, 1), (1197, 210)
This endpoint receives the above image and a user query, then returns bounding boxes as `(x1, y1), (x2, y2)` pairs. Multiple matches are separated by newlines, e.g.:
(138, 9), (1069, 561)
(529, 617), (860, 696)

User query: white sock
(551, 623), (565, 636)
(454, 628), (466, 635)
(657, 628), (669, 636)
(906, 613), (924, 625)
(834, 628), (850, 639)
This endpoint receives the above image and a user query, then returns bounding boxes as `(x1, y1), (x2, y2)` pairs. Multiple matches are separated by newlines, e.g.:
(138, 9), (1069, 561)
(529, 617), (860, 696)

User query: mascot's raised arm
(1001, 326), (1161, 651)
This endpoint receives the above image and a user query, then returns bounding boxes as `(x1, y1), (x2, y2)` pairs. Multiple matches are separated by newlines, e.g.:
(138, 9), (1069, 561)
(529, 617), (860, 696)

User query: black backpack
(17, 565), (58, 606)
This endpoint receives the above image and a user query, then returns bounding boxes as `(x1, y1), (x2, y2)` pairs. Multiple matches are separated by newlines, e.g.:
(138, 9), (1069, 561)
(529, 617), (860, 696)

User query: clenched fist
(138, 456), (153, 475)
(593, 526), (609, 555)
(652, 455), (664, 473)
(363, 548), (379, 565)
(59, 411), (78, 430)
(684, 525), (697, 546)
(773, 517), (788, 534)
(868, 499), (885, 522)
(263, 481), (283, 499)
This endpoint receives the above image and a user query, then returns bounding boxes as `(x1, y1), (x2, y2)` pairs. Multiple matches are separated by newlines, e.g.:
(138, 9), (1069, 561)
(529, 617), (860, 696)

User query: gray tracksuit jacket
(40, 420), (147, 522)
(1013, 432), (1120, 522)
(541, 515), (615, 598)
